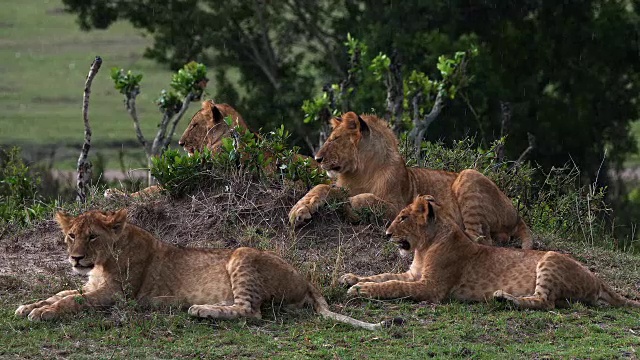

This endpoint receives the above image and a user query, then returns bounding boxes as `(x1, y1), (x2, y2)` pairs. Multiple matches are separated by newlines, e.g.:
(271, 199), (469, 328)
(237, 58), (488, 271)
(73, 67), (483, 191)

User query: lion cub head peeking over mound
(15, 209), (385, 330)
(340, 195), (640, 310)
(104, 100), (248, 199)
(178, 100), (248, 156)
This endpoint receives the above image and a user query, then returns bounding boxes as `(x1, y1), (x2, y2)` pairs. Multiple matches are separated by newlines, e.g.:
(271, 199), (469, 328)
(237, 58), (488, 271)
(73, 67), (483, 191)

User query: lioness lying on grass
(16, 209), (386, 330)
(341, 195), (640, 310)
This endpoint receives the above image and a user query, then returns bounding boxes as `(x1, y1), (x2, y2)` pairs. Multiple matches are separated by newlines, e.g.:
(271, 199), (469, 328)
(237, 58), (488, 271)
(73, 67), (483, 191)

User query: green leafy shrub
(401, 136), (611, 246)
(0, 147), (51, 225)
(151, 121), (328, 197)
(150, 148), (215, 197)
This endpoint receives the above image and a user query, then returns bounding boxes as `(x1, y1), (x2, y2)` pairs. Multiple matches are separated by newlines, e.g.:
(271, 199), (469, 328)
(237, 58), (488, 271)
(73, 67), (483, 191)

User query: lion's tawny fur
(104, 100), (248, 199)
(340, 195), (640, 310)
(289, 111), (532, 249)
(15, 209), (383, 330)
(178, 100), (248, 156)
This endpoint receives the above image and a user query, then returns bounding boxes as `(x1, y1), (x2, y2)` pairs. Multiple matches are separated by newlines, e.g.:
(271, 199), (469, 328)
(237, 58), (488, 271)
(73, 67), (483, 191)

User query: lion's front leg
(289, 184), (347, 226)
(21, 287), (117, 321)
(15, 290), (82, 318)
(339, 272), (415, 287)
(347, 280), (442, 302)
(344, 193), (395, 222)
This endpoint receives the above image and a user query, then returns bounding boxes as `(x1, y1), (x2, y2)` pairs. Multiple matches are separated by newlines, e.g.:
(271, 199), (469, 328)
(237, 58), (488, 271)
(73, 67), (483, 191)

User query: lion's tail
(598, 283), (640, 308)
(308, 286), (400, 331)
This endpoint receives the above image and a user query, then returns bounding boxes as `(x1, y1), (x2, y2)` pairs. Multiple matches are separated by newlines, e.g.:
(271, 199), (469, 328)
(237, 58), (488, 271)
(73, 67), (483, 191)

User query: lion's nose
(178, 140), (185, 146)
(315, 156), (323, 163)
(71, 255), (85, 262)
(386, 232), (393, 239)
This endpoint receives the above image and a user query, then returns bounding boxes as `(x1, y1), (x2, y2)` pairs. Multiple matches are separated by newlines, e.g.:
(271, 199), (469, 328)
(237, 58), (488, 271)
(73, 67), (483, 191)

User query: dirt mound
(0, 173), (409, 296)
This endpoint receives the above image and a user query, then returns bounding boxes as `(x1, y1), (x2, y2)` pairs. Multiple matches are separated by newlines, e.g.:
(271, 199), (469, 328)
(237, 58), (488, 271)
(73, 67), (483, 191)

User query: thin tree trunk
(76, 56), (102, 203)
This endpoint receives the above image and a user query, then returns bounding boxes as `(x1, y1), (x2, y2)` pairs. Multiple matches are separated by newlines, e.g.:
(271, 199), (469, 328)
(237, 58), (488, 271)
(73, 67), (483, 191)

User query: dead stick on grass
(77, 56), (102, 203)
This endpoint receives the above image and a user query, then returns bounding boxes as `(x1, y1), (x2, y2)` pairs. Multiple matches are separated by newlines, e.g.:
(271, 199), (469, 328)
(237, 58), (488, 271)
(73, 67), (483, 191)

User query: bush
(0, 147), (51, 225)
(403, 136), (611, 246)
(151, 121), (328, 197)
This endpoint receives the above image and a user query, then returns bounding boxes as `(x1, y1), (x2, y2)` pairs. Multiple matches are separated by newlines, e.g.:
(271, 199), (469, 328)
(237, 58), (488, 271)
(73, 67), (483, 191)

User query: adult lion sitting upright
(288, 111), (532, 249)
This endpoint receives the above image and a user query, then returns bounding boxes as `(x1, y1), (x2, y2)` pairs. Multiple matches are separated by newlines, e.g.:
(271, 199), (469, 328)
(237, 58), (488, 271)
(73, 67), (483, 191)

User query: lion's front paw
(492, 290), (515, 303)
(339, 273), (361, 287)
(347, 284), (373, 298)
(15, 304), (35, 318)
(26, 305), (58, 321)
(288, 202), (313, 227)
(188, 305), (204, 318)
(104, 188), (128, 199)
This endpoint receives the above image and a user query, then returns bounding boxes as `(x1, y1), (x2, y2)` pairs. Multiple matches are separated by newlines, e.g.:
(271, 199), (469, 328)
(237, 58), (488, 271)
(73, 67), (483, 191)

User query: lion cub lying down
(341, 195), (640, 310)
(16, 209), (384, 330)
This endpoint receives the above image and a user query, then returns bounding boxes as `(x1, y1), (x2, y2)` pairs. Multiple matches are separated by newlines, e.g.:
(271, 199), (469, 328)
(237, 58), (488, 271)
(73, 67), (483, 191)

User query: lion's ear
(422, 195), (439, 222)
(107, 209), (128, 234)
(357, 115), (369, 134)
(211, 105), (224, 124)
(201, 100), (214, 111)
(330, 116), (342, 128)
(54, 211), (73, 233)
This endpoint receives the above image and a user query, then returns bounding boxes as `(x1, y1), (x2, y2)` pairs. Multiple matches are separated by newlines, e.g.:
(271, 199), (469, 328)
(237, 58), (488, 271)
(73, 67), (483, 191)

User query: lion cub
(289, 112), (532, 249)
(15, 209), (384, 330)
(341, 195), (640, 310)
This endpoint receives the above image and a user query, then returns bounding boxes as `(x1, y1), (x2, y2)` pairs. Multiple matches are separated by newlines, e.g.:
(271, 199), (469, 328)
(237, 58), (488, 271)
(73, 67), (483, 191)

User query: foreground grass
(2, 238), (639, 360)
(2, 291), (639, 359)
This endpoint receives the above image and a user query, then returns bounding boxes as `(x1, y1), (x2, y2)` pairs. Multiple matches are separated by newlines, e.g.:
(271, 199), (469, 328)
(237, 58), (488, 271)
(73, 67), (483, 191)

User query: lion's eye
(88, 234), (98, 241)
(399, 216), (407, 223)
(67, 233), (75, 241)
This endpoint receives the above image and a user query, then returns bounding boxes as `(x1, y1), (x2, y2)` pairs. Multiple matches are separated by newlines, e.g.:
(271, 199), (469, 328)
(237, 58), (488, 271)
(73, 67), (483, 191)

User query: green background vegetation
(0, 0), (178, 170)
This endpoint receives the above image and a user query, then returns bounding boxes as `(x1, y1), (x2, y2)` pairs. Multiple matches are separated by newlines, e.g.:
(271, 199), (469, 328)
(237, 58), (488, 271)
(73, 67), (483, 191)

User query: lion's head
(178, 100), (247, 156)
(314, 112), (400, 179)
(54, 209), (128, 275)
(385, 195), (441, 256)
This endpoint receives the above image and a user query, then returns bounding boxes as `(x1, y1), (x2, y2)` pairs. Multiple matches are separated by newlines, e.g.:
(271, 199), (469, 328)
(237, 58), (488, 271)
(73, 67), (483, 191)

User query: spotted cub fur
(16, 209), (384, 330)
(340, 195), (640, 310)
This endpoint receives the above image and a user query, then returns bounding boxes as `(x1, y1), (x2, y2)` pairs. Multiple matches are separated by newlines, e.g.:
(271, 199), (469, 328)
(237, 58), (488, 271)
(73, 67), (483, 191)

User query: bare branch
(163, 94), (193, 151)
(124, 89), (149, 156)
(286, 0), (342, 75)
(150, 112), (174, 156)
(231, 19), (280, 89)
(408, 50), (473, 157)
(511, 132), (536, 170)
(385, 50), (403, 133)
(410, 88), (445, 157)
(339, 46), (361, 111)
(76, 56), (102, 203)
(253, 0), (279, 76)
(497, 101), (511, 162)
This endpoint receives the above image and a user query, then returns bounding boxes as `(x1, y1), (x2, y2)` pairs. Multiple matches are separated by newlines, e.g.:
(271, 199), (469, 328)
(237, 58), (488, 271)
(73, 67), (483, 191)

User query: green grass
(0, 0), (191, 170)
(2, 291), (639, 358)
(1, 237), (639, 359)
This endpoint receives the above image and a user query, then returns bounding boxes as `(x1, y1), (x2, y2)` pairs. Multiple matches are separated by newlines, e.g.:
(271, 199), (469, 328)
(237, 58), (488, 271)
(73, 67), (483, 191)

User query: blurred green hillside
(0, 0), (190, 170)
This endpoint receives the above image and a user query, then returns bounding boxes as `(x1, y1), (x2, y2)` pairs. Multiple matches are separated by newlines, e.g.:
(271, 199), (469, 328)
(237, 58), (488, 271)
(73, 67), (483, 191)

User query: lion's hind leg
(493, 253), (561, 310)
(493, 290), (555, 310)
(189, 257), (264, 320)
